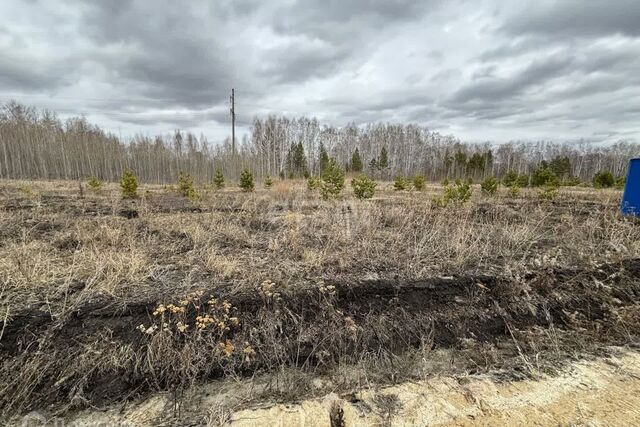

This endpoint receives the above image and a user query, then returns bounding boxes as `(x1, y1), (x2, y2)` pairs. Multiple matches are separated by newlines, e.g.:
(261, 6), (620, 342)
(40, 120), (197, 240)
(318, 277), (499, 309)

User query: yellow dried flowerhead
(319, 284), (336, 296)
(219, 340), (235, 357)
(344, 316), (357, 340)
(259, 280), (282, 302)
(345, 317), (357, 331)
(243, 344), (256, 358)
(166, 304), (185, 314)
(260, 280), (275, 294)
(222, 301), (232, 312)
(190, 290), (204, 300)
(153, 304), (166, 316)
(137, 324), (158, 335)
(196, 315), (215, 329)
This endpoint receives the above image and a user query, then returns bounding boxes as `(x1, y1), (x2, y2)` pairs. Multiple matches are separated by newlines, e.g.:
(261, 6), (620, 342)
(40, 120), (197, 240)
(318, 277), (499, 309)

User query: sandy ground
(15, 348), (640, 426)
(227, 350), (640, 427)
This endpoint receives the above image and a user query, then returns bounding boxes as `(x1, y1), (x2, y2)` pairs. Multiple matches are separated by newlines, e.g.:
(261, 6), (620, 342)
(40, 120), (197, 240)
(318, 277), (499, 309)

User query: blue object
(620, 158), (640, 215)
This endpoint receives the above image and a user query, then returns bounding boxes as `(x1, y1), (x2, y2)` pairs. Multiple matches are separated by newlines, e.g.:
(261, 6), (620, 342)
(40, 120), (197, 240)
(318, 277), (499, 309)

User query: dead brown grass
(0, 179), (639, 421)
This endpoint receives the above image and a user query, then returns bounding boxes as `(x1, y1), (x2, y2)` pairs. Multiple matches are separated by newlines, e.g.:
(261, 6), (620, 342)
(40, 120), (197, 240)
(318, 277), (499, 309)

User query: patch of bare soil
(227, 348), (640, 426)
(15, 348), (640, 426)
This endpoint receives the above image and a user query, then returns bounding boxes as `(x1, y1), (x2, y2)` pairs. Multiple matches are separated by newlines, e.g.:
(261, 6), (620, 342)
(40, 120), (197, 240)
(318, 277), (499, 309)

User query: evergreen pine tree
(379, 147), (388, 169)
(178, 171), (194, 197)
(351, 148), (363, 172)
(294, 142), (307, 177)
(120, 169), (138, 199)
(239, 169), (254, 192)
(319, 143), (329, 174)
(320, 158), (345, 199)
(213, 168), (225, 189)
(286, 142), (309, 178)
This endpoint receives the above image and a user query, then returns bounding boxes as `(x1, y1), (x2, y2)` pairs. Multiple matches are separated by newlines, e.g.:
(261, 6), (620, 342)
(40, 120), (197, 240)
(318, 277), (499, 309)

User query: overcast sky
(2, 0), (640, 144)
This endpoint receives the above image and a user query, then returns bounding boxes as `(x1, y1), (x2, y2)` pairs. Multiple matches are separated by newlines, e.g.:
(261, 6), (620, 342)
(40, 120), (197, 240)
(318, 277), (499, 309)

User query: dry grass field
(1, 179), (639, 424)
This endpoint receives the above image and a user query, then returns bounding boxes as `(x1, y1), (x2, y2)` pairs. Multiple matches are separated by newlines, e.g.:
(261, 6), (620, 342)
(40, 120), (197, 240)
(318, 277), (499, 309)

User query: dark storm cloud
(257, 42), (352, 84)
(451, 55), (573, 104)
(0, 57), (68, 91)
(0, 25), (74, 92)
(502, 0), (640, 38)
(80, 2), (234, 107)
(272, 0), (436, 39)
(106, 108), (230, 128)
(264, 0), (443, 84)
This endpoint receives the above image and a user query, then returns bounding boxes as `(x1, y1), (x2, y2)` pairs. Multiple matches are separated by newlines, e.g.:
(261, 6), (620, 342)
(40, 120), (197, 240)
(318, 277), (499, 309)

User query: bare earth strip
(30, 348), (639, 426)
(229, 349), (640, 426)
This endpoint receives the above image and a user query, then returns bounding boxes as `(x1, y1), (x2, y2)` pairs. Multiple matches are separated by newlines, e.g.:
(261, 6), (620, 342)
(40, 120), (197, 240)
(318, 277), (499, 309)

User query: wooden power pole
(230, 88), (235, 156)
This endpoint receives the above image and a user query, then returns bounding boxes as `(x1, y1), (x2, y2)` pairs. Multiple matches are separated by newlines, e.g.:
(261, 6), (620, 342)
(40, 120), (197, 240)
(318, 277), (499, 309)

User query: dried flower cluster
(259, 279), (282, 303)
(137, 290), (249, 360)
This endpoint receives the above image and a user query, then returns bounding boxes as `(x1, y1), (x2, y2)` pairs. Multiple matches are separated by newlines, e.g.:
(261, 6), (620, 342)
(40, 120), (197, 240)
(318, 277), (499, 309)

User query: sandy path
(17, 349), (640, 426)
(229, 350), (640, 427)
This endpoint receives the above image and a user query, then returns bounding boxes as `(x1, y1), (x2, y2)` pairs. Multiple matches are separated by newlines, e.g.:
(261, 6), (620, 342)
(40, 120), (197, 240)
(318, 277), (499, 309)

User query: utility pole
(230, 88), (235, 156)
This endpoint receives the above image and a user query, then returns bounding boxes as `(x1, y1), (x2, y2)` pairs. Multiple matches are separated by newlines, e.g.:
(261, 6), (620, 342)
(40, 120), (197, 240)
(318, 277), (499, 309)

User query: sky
(1, 0), (640, 144)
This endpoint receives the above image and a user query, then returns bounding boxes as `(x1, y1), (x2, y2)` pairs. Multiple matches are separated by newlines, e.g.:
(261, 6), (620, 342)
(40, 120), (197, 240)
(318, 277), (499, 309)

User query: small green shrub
(319, 159), (345, 200)
(178, 171), (195, 197)
(531, 167), (559, 187)
(503, 170), (518, 187)
(351, 175), (377, 199)
(561, 176), (582, 186)
(592, 170), (615, 188)
(515, 175), (530, 187)
(538, 185), (559, 200)
(87, 176), (102, 191)
(18, 185), (35, 196)
(213, 169), (225, 189)
(307, 176), (321, 191)
(239, 169), (254, 192)
(446, 179), (472, 203)
(264, 176), (273, 189)
(615, 175), (626, 190)
(413, 175), (425, 191)
(509, 185), (521, 198)
(480, 176), (499, 195)
(393, 175), (411, 191)
(435, 179), (472, 206)
(120, 169), (138, 199)
(441, 178), (449, 186)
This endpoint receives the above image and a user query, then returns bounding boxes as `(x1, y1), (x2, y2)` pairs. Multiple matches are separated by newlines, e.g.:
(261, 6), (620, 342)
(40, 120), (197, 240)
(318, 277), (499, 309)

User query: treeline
(1, 101), (638, 183)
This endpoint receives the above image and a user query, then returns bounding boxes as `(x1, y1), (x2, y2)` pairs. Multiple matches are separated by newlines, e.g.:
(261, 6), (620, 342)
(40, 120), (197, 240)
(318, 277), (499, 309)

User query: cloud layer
(1, 0), (639, 143)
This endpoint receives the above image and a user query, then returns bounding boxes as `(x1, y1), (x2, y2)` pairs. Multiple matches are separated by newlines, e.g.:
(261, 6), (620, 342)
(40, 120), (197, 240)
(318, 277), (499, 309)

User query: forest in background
(1, 101), (638, 184)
